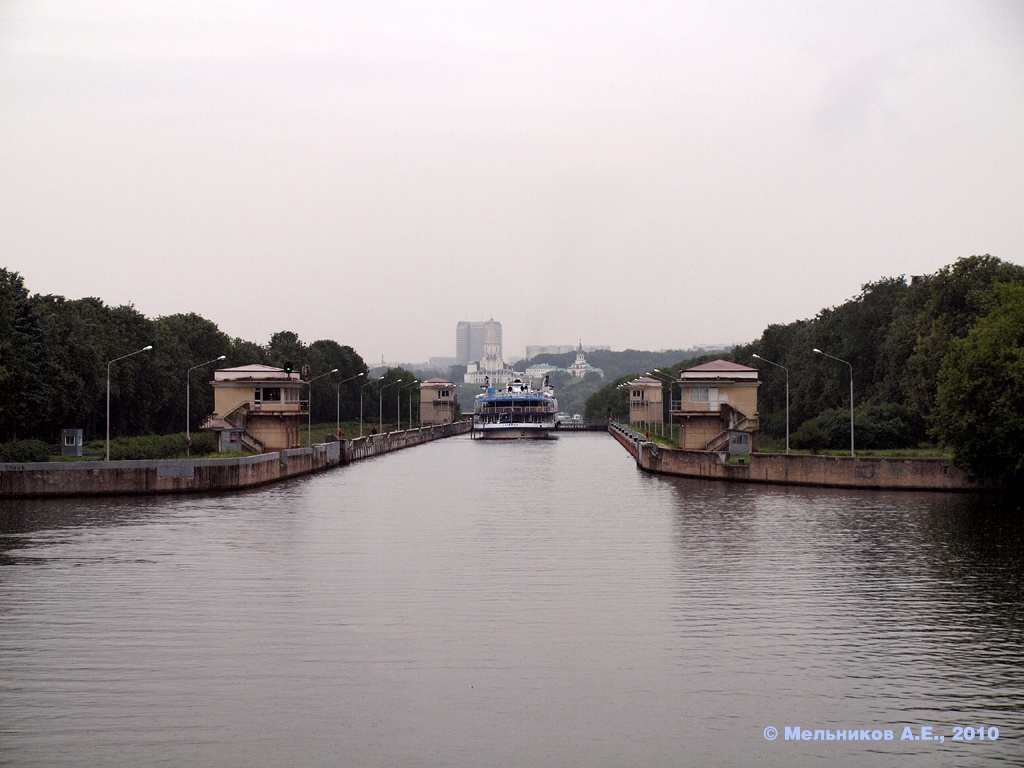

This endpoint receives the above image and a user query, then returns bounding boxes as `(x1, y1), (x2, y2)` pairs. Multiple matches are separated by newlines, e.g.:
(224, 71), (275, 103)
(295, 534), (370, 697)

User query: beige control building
(420, 379), (458, 425)
(203, 364), (307, 452)
(628, 377), (664, 425)
(673, 360), (759, 451)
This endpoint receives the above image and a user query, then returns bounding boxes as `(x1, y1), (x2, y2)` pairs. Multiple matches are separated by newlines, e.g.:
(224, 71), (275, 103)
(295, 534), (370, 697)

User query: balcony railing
(250, 400), (308, 413)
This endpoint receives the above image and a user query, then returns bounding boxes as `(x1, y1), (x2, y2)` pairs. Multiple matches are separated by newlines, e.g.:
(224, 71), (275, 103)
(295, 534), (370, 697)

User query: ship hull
(471, 425), (557, 440)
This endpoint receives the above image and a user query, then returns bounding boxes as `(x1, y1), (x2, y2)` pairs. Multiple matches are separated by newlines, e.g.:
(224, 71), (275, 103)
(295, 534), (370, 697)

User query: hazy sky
(2, 2), (1022, 363)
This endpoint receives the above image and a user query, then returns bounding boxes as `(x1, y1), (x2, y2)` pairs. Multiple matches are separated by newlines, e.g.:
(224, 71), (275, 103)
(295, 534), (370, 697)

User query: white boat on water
(471, 377), (559, 440)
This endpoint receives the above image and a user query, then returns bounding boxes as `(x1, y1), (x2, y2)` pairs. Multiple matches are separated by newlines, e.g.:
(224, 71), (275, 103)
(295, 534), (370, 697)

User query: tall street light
(360, 377), (381, 437)
(397, 380), (418, 430)
(306, 368), (338, 446)
(106, 344), (153, 461)
(617, 382), (630, 426)
(752, 354), (789, 454)
(335, 372), (366, 436)
(813, 348), (854, 456)
(379, 378), (402, 434)
(649, 370), (675, 438)
(186, 354), (226, 456)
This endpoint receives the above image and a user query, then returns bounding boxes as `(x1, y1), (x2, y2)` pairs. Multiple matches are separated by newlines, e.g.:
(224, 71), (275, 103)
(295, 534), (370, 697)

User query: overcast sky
(2, 1), (1022, 364)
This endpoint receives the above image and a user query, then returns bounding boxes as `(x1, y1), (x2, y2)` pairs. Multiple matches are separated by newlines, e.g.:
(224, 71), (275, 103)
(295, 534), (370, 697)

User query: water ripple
(1, 434), (1022, 767)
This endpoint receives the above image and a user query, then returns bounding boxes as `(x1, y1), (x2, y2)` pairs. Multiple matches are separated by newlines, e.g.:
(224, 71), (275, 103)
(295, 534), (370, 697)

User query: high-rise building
(456, 319), (502, 364)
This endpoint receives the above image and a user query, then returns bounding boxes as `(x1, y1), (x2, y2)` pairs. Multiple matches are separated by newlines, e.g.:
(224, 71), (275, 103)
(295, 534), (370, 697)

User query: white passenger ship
(471, 378), (559, 439)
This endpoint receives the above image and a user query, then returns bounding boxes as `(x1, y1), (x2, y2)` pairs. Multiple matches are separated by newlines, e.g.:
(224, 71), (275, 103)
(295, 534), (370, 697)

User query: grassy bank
(625, 423), (949, 459)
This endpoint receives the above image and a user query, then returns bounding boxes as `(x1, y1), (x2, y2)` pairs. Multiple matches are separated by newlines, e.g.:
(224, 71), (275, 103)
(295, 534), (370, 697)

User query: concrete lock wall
(609, 422), (983, 492)
(0, 422), (471, 498)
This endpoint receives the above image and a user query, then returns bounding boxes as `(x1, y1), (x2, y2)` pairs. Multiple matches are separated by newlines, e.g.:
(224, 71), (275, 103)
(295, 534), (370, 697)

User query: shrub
(792, 418), (831, 453)
(0, 439), (52, 462)
(85, 432), (218, 461)
(792, 404), (926, 452)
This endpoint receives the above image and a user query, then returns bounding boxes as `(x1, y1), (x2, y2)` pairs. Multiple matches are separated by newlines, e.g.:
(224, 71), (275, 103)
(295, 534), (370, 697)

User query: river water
(1, 433), (1022, 767)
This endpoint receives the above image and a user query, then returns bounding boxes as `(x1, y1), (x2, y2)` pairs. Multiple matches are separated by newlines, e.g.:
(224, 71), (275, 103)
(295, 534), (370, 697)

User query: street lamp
(306, 368), (338, 446)
(437, 383), (461, 426)
(752, 354), (789, 454)
(813, 348), (854, 456)
(335, 372), (366, 436)
(359, 377), (381, 437)
(379, 379), (402, 434)
(186, 354), (226, 456)
(397, 380), (418, 430)
(106, 344), (153, 461)
(650, 369), (676, 437)
(617, 382), (631, 426)
(625, 379), (650, 433)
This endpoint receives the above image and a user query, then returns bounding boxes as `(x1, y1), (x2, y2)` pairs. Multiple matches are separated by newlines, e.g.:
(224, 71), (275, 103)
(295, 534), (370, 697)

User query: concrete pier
(0, 422), (471, 498)
(609, 422), (984, 492)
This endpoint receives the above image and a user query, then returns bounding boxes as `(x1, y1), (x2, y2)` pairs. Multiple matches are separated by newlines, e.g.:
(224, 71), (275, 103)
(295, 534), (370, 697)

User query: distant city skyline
(456, 320), (503, 365)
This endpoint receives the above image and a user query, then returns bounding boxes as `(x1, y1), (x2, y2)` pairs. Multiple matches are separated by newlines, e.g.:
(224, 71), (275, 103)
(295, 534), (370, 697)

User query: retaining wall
(0, 422), (470, 498)
(609, 422), (982, 492)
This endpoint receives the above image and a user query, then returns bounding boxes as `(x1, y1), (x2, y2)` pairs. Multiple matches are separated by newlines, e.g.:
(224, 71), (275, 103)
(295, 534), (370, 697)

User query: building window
(64, 434), (76, 446)
(254, 387), (283, 403)
(689, 387), (709, 402)
(285, 389), (301, 403)
(632, 390), (643, 399)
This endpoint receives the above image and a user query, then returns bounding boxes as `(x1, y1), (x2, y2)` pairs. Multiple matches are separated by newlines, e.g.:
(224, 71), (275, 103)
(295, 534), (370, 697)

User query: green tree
(0, 270), (48, 439)
(226, 337), (269, 368)
(306, 339), (368, 423)
(370, 367), (418, 428)
(153, 313), (233, 433)
(31, 295), (111, 439)
(584, 375), (634, 421)
(267, 331), (305, 371)
(886, 255), (1024, 415)
(932, 283), (1024, 487)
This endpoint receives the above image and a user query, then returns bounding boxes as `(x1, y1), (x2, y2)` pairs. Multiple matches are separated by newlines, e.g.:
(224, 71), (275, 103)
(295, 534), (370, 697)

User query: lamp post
(650, 369), (676, 438)
(617, 382), (630, 426)
(626, 379), (649, 434)
(359, 377), (381, 437)
(397, 380), (418, 430)
(752, 354), (789, 454)
(306, 368), (338, 446)
(813, 348), (854, 456)
(186, 354), (226, 456)
(437, 383), (460, 426)
(106, 344), (153, 461)
(379, 378), (402, 434)
(335, 372), (366, 436)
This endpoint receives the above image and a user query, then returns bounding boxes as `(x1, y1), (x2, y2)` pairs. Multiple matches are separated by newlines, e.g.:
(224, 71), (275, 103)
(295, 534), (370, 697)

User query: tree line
(0, 269), (387, 444)
(584, 255), (1024, 487)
